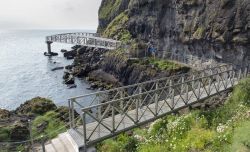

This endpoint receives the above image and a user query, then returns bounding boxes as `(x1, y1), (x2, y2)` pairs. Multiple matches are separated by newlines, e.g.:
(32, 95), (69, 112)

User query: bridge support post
(46, 41), (53, 54)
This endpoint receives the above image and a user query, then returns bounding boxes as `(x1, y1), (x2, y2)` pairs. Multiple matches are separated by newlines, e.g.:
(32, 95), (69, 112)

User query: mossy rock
(31, 111), (67, 140)
(193, 27), (205, 40)
(15, 97), (57, 116)
(103, 12), (132, 42)
(0, 109), (10, 119)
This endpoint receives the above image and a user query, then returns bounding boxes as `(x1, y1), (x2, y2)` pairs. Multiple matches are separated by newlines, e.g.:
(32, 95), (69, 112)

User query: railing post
(68, 99), (73, 128)
(136, 97), (139, 123)
(41, 135), (45, 152)
(28, 119), (34, 152)
(71, 99), (76, 128)
(112, 103), (115, 133)
(81, 112), (87, 146)
(155, 81), (159, 115)
(136, 85), (142, 123)
(169, 80), (175, 109)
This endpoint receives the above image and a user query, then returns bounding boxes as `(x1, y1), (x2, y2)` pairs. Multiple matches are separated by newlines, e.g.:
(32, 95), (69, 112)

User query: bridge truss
(67, 64), (249, 150)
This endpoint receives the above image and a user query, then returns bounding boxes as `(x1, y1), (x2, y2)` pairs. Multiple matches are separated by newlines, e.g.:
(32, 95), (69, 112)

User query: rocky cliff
(98, 0), (250, 66)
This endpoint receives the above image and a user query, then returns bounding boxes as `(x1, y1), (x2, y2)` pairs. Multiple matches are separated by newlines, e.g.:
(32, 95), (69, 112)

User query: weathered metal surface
(46, 32), (121, 50)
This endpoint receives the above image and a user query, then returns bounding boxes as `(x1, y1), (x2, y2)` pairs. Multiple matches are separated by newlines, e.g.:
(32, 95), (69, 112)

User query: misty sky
(0, 0), (102, 30)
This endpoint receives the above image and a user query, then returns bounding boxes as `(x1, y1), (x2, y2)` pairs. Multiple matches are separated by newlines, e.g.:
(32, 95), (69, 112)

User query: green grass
(99, 0), (122, 20)
(230, 121), (250, 152)
(31, 111), (67, 140)
(103, 12), (132, 42)
(0, 127), (10, 142)
(137, 58), (183, 71)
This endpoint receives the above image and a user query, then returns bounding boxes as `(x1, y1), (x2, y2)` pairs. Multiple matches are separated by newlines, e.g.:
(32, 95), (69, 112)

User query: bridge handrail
(80, 69), (235, 110)
(46, 33), (120, 43)
(68, 64), (231, 100)
(78, 66), (249, 146)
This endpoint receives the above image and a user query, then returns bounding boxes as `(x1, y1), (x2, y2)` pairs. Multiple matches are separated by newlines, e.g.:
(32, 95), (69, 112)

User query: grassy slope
(98, 78), (250, 152)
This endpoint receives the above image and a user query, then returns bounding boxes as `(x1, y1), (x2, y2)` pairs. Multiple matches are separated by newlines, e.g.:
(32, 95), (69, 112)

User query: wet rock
(67, 84), (77, 89)
(63, 72), (70, 80)
(61, 49), (67, 53)
(65, 65), (74, 70)
(51, 67), (64, 71)
(66, 56), (74, 60)
(71, 45), (82, 50)
(89, 83), (98, 90)
(44, 52), (58, 56)
(64, 50), (77, 59)
(65, 75), (75, 85)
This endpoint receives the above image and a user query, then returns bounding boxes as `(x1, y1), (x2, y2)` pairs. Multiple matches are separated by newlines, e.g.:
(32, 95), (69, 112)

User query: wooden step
(51, 138), (67, 152)
(59, 133), (76, 152)
(45, 144), (56, 152)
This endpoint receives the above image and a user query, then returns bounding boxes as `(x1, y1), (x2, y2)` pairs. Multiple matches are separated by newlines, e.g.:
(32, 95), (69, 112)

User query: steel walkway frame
(67, 64), (249, 150)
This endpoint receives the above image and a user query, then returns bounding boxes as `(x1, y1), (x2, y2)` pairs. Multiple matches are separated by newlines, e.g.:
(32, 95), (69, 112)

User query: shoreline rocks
(51, 67), (64, 71)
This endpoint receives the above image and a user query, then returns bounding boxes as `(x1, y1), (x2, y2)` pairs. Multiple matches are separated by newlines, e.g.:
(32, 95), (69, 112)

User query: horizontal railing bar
(80, 69), (234, 110)
(68, 64), (230, 100)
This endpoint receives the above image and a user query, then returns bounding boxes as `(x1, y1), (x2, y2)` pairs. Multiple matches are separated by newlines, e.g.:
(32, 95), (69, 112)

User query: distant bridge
(41, 64), (249, 152)
(45, 32), (121, 54)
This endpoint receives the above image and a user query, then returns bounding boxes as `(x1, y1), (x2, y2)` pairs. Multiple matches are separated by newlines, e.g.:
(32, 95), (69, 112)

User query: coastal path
(42, 64), (249, 152)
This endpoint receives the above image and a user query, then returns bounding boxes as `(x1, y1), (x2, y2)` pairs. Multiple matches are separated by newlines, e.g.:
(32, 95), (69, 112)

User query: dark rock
(66, 56), (74, 60)
(67, 84), (77, 89)
(71, 45), (82, 50)
(51, 67), (64, 71)
(65, 65), (74, 70)
(64, 50), (77, 59)
(44, 52), (58, 56)
(15, 97), (57, 116)
(0, 109), (10, 119)
(61, 49), (67, 53)
(90, 83), (98, 90)
(9, 122), (29, 141)
(65, 75), (75, 85)
(36, 121), (48, 133)
(63, 72), (70, 80)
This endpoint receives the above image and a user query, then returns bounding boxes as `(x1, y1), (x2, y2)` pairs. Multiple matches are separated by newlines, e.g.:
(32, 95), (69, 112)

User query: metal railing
(67, 64), (249, 148)
(46, 32), (121, 50)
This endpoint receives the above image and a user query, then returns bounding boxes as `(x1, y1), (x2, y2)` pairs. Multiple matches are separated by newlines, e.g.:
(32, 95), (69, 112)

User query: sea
(0, 29), (94, 110)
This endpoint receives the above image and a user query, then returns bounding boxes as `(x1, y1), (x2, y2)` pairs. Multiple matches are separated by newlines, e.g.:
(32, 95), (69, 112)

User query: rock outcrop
(98, 0), (250, 66)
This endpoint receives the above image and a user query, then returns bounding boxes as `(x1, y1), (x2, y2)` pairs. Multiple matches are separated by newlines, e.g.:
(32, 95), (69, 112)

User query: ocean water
(0, 30), (94, 110)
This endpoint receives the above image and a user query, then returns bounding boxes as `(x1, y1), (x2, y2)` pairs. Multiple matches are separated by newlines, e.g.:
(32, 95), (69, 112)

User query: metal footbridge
(45, 32), (121, 53)
(40, 64), (249, 152)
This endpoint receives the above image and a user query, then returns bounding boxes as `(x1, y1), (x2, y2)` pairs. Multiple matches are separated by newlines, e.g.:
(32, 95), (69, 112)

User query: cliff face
(98, 0), (250, 65)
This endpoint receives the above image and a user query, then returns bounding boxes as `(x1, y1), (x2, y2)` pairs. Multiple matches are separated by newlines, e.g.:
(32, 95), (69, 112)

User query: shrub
(231, 77), (250, 106)
(99, 134), (138, 152)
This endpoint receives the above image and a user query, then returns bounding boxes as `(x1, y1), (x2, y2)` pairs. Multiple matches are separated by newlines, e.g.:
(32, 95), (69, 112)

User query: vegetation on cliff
(97, 77), (250, 152)
(99, 0), (122, 20)
(103, 12), (132, 42)
(0, 97), (73, 152)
